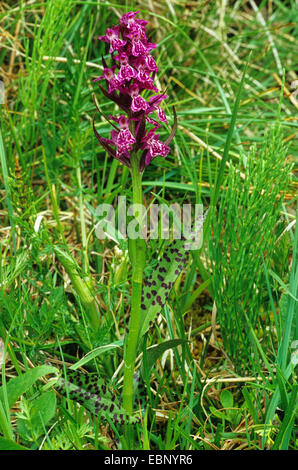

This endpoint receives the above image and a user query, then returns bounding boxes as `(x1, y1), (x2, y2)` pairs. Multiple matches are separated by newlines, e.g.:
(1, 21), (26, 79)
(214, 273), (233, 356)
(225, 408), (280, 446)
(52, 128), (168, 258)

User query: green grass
(0, 0), (297, 451)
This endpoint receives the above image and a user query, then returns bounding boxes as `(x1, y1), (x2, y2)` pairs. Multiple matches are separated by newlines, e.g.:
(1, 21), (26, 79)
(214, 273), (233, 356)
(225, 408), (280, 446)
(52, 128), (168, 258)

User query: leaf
(209, 406), (227, 421)
(55, 370), (140, 425)
(141, 339), (188, 377)
(69, 341), (123, 370)
(0, 436), (28, 450)
(220, 390), (234, 409)
(0, 365), (57, 409)
(138, 207), (207, 341)
(242, 387), (258, 424)
(279, 293), (296, 344)
(272, 384), (298, 450)
(164, 106), (177, 146)
(53, 245), (100, 332)
(182, 278), (210, 314)
(17, 391), (57, 440)
(269, 269), (298, 301)
(30, 391), (56, 433)
(138, 238), (189, 341)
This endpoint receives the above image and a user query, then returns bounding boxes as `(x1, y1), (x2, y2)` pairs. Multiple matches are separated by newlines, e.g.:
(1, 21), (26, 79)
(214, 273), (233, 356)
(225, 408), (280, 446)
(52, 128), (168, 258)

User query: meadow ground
(0, 0), (297, 451)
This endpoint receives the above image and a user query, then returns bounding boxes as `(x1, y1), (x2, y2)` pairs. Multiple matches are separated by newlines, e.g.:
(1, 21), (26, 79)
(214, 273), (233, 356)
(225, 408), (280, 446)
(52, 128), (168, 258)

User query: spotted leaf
(138, 238), (189, 341)
(55, 370), (140, 425)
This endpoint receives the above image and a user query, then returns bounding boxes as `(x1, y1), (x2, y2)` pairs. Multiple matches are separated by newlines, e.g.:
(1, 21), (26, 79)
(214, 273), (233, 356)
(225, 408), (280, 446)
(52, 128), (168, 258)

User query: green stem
(122, 155), (146, 418)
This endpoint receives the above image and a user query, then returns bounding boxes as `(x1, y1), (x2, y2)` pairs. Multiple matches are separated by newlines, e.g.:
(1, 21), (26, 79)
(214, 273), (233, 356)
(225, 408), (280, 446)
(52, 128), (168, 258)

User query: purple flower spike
(93, 11), (177, 171)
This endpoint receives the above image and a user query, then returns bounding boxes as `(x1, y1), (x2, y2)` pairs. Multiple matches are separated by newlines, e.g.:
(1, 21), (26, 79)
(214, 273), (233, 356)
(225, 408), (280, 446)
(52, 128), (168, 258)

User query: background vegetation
(0, 0), (297, 450)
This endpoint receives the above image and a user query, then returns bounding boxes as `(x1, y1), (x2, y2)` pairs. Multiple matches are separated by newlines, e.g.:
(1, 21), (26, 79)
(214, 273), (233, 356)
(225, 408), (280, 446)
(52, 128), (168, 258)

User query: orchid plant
(55, 11), (198, 446)
(92, 10), (178, 419)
